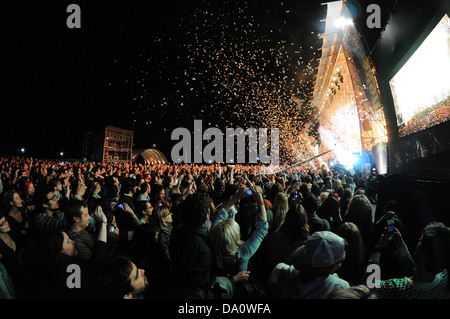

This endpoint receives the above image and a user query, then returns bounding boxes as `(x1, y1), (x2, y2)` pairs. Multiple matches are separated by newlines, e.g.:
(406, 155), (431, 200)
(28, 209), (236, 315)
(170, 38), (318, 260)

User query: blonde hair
(209, 219), (241, 260)
(272, 192), (289, 231)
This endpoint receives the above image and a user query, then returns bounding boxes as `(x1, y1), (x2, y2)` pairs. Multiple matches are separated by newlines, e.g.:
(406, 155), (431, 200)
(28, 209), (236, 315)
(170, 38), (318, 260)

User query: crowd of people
(398, 100), (450, 137)
(0, 156), (449, 299)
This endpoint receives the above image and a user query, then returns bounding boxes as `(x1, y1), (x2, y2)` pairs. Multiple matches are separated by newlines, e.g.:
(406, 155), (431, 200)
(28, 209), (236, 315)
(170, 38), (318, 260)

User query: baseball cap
(290, 231), (346, 270)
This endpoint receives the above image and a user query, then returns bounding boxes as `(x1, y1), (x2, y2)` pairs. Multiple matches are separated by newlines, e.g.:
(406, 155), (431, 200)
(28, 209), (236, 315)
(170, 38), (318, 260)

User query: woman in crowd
(22, 206), (108, 298)
(3, 190), (31, 248)
(343, 194), (374, 248)
(317, 193), (342, 233)
(264, 203), (310, 282)
(0, 212), (24, 296)
(208, 185), (268, 297)
(270, 192), (289, 236)
(335, 222), (366, 285)
(152, 206), (173, 267)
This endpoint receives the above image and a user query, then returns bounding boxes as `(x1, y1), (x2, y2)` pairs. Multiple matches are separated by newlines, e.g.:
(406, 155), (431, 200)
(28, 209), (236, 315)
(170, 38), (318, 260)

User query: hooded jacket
(268, 263), (349, 299)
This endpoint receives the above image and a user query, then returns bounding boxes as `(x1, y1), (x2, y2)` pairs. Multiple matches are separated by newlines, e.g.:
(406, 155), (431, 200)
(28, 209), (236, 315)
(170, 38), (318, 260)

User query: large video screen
(389, 14), (450, 138)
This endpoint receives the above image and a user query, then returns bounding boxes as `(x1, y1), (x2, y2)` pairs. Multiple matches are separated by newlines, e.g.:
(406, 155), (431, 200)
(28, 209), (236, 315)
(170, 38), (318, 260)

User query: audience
(0, 156), (448, 300)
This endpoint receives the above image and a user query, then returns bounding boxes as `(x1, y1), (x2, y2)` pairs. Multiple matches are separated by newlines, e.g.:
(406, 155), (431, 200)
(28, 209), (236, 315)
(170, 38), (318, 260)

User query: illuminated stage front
(310, 1), (388, 170)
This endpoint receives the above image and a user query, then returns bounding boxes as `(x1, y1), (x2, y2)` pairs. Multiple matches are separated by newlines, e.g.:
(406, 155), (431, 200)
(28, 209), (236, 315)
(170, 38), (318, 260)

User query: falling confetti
(110, 1), (325, 164)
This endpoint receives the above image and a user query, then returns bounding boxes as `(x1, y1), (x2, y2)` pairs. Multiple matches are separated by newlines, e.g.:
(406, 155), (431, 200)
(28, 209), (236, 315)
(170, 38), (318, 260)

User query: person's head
(416, 222), (450, 275)
(49, 177), (63, 193)
(272, 192), (289, 231)
(279, 203), (309, 240)
(290, 231), (347, 275)
(18, 169), (29, 181)
(336, 222), (362, 245)
(137, 200), (153, 220)
(24, 181), (35, 197)
(341, 188), (353, 200)
(98, 256), (149, 299)
(0, 213), (11, 234)
(268, 182), (284, 202)
(346, 194), (371, 213)
(121, 177), (138, 195)
(4, 190), (23, 211)
(38, 188), (60, 212)
(162, 175), (174, 188)
(317, 193), (339, 219)
(41, 231), (77, 258)
(303, 174), (312, 184)
(224, 184), (239, 201)
(169, 193), (183, 208)
(132, 223), (159, 248)
(302, 193), (319, 215)
(310, 182), (321, 198)
(209, 218), (241, 260)
(151, 184), (165, 201)
(325, 285), (377, 299)
(318, 191), (329, 205)
(298, 183), (310, 198)
(324, 176), (332, 188)
(60, 231), (77, 257)
(179, 192), (210, 229)
(152, 206), (172, 229)
(344, 194), (373, 229)
(140, 182), (151, 194)
(213, 178), (225, 191)
(336, 222), (365, 265)
(65, 199), (90, 230)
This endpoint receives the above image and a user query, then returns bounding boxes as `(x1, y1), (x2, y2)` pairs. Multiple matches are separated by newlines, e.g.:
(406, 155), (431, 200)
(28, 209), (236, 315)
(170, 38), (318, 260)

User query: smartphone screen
(386, 219), (394, 238)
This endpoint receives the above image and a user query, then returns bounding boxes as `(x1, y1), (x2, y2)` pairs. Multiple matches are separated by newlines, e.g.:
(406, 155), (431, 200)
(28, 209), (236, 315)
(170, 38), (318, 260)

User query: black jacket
(170, 225), (212, 292)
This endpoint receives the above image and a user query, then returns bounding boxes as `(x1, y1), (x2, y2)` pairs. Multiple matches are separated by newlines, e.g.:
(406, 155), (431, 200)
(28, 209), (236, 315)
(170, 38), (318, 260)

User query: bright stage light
(318, 125), (359, 169)
(338, 153), (358, 168)
(335, 16), (352, 29)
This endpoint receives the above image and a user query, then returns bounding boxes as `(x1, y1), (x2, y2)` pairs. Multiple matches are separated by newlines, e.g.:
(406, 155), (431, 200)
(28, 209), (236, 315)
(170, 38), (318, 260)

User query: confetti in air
(111, 1), (325, 164)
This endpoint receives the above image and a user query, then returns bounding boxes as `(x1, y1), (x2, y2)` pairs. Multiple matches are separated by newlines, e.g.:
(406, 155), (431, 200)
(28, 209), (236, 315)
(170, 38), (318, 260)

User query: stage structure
(132, 148), (169, 164)
(368, 0), (450, 181)
(310, 1), (388, 170)
(88, 126), (134, 164)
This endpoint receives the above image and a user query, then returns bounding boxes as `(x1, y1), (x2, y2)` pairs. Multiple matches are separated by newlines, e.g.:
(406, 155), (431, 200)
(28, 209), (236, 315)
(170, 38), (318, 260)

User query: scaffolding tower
(101, 126), (134, 164)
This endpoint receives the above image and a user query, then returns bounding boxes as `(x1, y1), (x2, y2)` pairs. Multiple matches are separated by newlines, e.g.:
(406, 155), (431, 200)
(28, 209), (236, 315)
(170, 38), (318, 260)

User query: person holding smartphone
(209, 178), (268, 294)
(367, 221), (450, 299)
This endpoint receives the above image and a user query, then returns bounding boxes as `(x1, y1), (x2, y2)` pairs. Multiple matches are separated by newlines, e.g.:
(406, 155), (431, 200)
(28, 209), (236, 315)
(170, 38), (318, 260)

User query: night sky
(1, 1), (388, 162)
